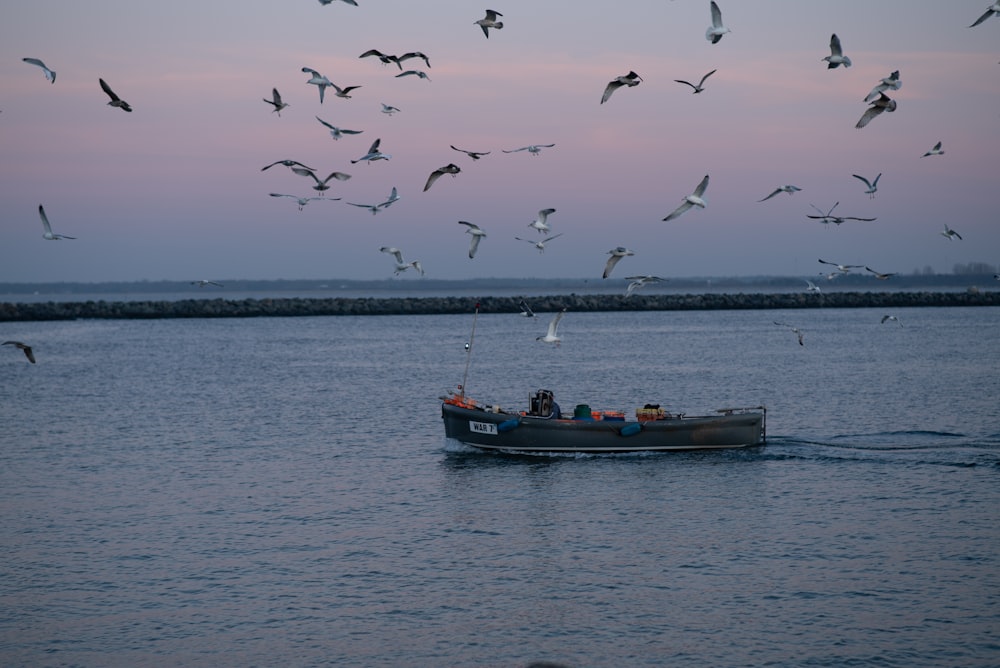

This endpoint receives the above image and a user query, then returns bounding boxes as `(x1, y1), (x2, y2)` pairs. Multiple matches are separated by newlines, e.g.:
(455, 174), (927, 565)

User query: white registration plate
(469, 421), (498, 435)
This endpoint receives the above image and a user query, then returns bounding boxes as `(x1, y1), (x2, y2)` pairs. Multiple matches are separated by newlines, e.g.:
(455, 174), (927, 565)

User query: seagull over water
(758, 185), (802, 202)
(881, 315), (903, 327)
(291, 167), (352, 193)
(805, 280), (821, 293)
(519, 300), (536, 317)
(22, 57), (56, 83)
(969, 2), (1000, 27)
(423, 163), (461, 192)
(270, 193), (340, 210)
(674, 69), (716, 94)
(663, 175), (709, 221)
(528, 208), (556, 233)
(3, 341), (35, 364)
(263, 88), (289, 116)
(351, 138), (391, 164)
(705, 1), (730, 43)
(458, 221), (487, 258)
(855, 93), (896, 129)
(603, 247), (635, 278)
(940, 224), (962, 241)
(625, 275), (665, 298)
(819, 258), (862, 273)
(865, 70), (901, 103)
(852, 173), (881, 199)
(37, 205), (75, 240)
(922, 141), (944, 157)
(100, 78), (132, 112)
(774, 322), (805, 346)
(537, 309), (567, 346)
(515, 233), (564, 253)
(315, 116), (363, 140)
(475, 9), (504, 38)
(503, 144), (555, 156)
(380, 246), (424, 276)
(866, 267), (897, 280)
(808, 202), (876, 225)
(601, 71), (642, 104)
(191, 280), (224, 288)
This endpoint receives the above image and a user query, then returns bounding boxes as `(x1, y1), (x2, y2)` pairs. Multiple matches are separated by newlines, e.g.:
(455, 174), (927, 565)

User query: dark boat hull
(442, 402), (765, 454)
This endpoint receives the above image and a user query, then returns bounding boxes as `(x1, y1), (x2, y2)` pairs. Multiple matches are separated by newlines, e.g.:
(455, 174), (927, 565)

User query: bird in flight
(601, 71), (642, 104)
(359, 49), (402, 69)
(263, 88), (289, 116)
(537, 309), (567, 346)
(261, 159), (315, 172)
(351, 138), (391, 164)
(940, 224), (962, 241)
(380, 103), (401, 116)
(603, 247), (635, 279)
(423, 163), (461, 192)
(823, 33), (852, 68)
(852, 173), (881, 199)
(705, 1), (730, 43)
(625, 276), (665, 298)
(662, 175), (710, 221)
(3, 341), (35, 363)
(100, 78), (132, 112)
(518, 300), (536, 317)
(22, 57), (56, 83)
(865, 70), (901, 103)
(758, 185), (802, 202)
(808, 202), (876, 225)
(301, 67), (338, 103)
(866, 267), (897, 280)
(674, 69), (716, 94)
(191, 280), (224, 288)
(37, 205), (76, 240)
(819, 258), (862, 273)
(475, 9), (504, 38)
(380, 247), (423, 276)
(969, 2), (1000, 27)
(880, 315), (903, 327)
(515, 233), (564, 253)
(270, 193), (340, 210)
(503, 144), (555, 156)
(395, 70), (431, 81)
(458, 221), (487, 258)
(922, 141), (944, 157)
(773, 322), (805, 346)
(291, 167), (352, 193)
(855, 93), (896, 129)
(319, 0), (358, 5)
(451, 145), (490, 161)
(315, 116), (363, 140)
(528, 208), (556, 234)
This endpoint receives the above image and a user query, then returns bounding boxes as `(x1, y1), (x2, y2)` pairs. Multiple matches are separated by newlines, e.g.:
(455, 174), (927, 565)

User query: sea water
(1, 307), (998, 667)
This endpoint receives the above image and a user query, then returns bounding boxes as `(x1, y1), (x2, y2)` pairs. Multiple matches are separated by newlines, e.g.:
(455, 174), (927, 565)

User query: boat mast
(459, 302), (480, 398)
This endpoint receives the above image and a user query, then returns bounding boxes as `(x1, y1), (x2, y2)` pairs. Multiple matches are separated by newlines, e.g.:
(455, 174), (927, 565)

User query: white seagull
(350, 138), (391, 164)
(319, 0), (358, 5)
(302, 67), (336, 103)
(922, 141), (944, 157)
(819, 258), (862, 273)
(865, 70), (901, 103)
(270, 193), (340, 210)
(395, 70), (431, 81)
(601, 71), (643, 104)
(528, 208), (556, 233)
(970, 2), (1000, 27)
(515, 233), (564, 253)
(3, 341), (35, 364)
(99, 78), (132, 112)
(674, 69), (717, 94)
(881, 315), (903, 327)
(625, 276), (665, 298)
(855, 93), (896, 129)
(22, 57), (56, 83)
(315, 116), (363, 140)
(291, 167), (352, 193)
(940, 224), (962, 241)
(706, 1), (730, 43)
(866, 267), (897, 280)
(423, 163), (461, 192)
(808, 203), (876, 225)
(359, 49), (402, 69)
(379, 187), (401, 209)
(191, 280), (224, 288)
(537, 309), (567, 346)
(458, 221), (487, 258)
(503, 144), (555, 156)
(475, 9), (504, 38)
(380, 103), (401, 116)
(774, 321), (804, 346)
(823, 33), (852, 68)
(758, 185), (802, 202)
(380, 247), (424, 276)
(662, 175), (709, 221)
(399, 52), (432, 69)
(805, 280), (821, 293)
(347, 188), (399, 215)
(852, 173), (881, 199)
(603, 247), (635, 279)
(37, 205), (75, 240)
(263, 88), (289, 116)
(519, 300), (535, 317)
(451, 145), (490, 161)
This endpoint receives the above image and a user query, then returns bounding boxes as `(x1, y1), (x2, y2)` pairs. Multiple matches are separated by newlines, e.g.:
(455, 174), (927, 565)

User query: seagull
(319, 0), (358, 5)
(291, 167), (352, 193)
(191, 280), (224, 288)
(922, 141), (944, 157)
(774, 322), (805, 346)
(395, 70), (431, 81)
(674, 69), (716, 94)
(818, 258), (862, 273)
(852, 173), (881, 199)
(350, 138), (391, 164)
(359, 49), (402, 69)
(518, 299), (536, 317)
(302, 67), (335, 103)
(705, 1), (730, 43)
(855, 93), (896, 129)
(270, 193), (340, 210)
(536, 309), (567, 346)
(37, 205), (75, 240)
(880, 315), (903, 327)
(475, 9), (504, 38)
(528, 208), (556, 233)
(99, 78), (132, 112)
(423, 163), (461, 191)
(515, 233), (564, 253)
(451, 145), (490, 161)
(866, 267), (897, 280)
(347, 188), (399, 214)
(261, 159), (315, 172)
(3, 341), (35, 364)
(379, 246), (423, 276)
(625, 275), (665, 298)
(808, 202), (876, 225)
(970, 2), (1000, 27)
(805, 280), (821, 293)
(865, 70), (901, 103)
(399, 52), (432, 69)
(458, 221), (487, 258)
(758, 185), (802, 202)
(603, 247), (635, 279)
(600, 71), (643, 104)
(263, 88), (289, 116)
(823, 33), (852, 68)
(662, 175), (709, 221)
(315, 116), (363, 140)
(503, 144), (555, 156)
(381, 103), (401, 116)
(379, 187), (401, 209)
(940, 224), (962, 241)
(22, 57), (56, 83)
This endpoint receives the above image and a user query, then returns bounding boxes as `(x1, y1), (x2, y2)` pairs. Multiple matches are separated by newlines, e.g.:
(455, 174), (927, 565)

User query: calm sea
(1, 306), (998, 667)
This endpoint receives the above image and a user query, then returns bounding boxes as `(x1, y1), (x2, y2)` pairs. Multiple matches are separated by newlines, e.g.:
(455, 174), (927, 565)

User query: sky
(1, 0), (997, 283)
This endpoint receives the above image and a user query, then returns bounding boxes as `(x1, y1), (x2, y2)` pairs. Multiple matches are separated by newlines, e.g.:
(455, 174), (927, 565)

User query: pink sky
(1, 0), (997, 283)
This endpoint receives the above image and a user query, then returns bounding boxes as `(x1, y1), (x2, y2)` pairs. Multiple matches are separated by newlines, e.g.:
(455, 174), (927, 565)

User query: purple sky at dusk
(2, 1), (997, 283)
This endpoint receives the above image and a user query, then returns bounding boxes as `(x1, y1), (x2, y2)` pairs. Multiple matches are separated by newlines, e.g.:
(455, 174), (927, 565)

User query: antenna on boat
(459, 302), (480, 398)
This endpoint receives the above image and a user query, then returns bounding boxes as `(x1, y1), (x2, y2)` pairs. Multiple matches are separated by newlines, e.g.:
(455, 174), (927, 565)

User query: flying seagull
(866, 267), (897, 280)
(818, 258), (862, 273)
(99, 78), (132, 112)
(823, 33), (852, 68)
(805, 280), (821, 293)
(315, 116), (363, 140)
(475, 9), (504, 38)
(852, 173), (881, 199)
(3, 341), (35, 364)
(381, 103), (401, 116)
(674, 69), (716, 94)
(625, 275), (665, 298)
(423, 163), (461, 191)
(774, 321), (805, 346)
(451, 145), (490, 160)
(662, 175), (709, 221)
(528, 208), (557, 234)
(865, 70), (901, 103)
(351, 138), (391, 164)
(380, 246), (424, 276)
(855, 93), (896, 129)
(319, 0), (358, 5)
(808, 202), (876, 224)
(940, 224), (962, 241)
(880, 315), (903, 327)
(359, 49), (402, 69)
(603, 247), (635, 279)
(515, 233), (564, 253)
(270, 193), (340, 210)
(600, 71), (643, 104)
(758, 185), (802, 202)
(37, 205), (75, 240)
(347, 188), (400, 214)
(261, 159), (315, 172)
(537, 309), (567, 346)
(458, 221), (487, 258)
(503, 144), (555, 156)
(22, 57), (56, 83)
(969, 2), (1000, 27)
(291, 168), (352, 192)
(191, 280), (224, 288)
(399, 52), (432, 69)
(518, 300), (536, 317)
(922, 141), (944, 157)
(263, 88), (289, 116)
(395, 70), (431, 81)
(302, 67), (335, 103)
(706, 1), (730, 43)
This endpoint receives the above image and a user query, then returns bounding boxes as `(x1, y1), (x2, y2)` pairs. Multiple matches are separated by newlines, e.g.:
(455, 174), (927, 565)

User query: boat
(442, 389), (765, 454)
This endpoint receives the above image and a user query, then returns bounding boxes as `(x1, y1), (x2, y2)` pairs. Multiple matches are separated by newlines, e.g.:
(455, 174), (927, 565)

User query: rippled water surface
(2, 307), (998, 667)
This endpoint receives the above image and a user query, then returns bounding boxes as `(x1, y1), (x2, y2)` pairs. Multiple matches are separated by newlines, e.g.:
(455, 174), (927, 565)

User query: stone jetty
(1, 291), (997, 321)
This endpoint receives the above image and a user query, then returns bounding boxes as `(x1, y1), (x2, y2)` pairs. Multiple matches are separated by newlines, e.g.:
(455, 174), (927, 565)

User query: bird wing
(710, 1), (723, 27)
(38, 205), (53, 234)
(673, 79), (697, 91)
(601, 80), (624, 104)
(380, 247), (403, 263)
(315, 116), (335, 129)
(537, 208), (555, 221)
(271, 88), (283, 104)
(855, 105), (884, 129)
(457, 221), (480, 232)
(663, 201), (693, 221)
(423, 169), (444, 192)
(468, 234), (482, 258)
(843, 216), (877, 222)
(548, 309), (566, 337)
(292, 167), (320, 183)
(851, 174), (872, 188)
(603, 254), (623, 279)
(758, 188), (782, 202)
(99, 78), (120, 102)
(320, 172), (351, 184)
(692, 174), (710, 197)
(829, 33), (843, 57)
(970, 8), (995, 27)
(699, 69), (718, 86)
(543, 233), (564, 243)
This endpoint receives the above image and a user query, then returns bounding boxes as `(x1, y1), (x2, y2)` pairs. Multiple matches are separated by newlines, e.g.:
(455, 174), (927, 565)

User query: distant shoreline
(2, 291), (997, 321)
